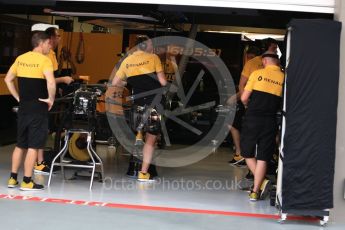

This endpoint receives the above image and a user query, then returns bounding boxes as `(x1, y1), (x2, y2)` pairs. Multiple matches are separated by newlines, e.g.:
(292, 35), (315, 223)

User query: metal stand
(48, 129), (104, 190)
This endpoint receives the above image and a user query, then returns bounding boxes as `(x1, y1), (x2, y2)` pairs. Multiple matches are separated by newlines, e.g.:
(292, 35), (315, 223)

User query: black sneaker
(235, 160), (247, 168)
(249, 191), (259, 201)
(137, 172), (156, 182)
(34, 161), (50, 175)
(7, 177), (19, 188)
(228, 154), (245, 166)
(20, 180), (44, 191)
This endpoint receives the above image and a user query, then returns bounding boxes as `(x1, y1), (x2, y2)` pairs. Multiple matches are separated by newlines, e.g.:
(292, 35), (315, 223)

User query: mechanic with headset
(112, 35), (167, 182)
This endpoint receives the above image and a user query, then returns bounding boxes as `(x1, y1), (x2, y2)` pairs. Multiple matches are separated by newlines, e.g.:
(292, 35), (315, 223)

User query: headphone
(135, 35), (150, 50)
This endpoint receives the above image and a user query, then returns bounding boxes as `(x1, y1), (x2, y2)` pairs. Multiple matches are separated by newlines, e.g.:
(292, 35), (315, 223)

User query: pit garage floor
(0, 144), (344, 229)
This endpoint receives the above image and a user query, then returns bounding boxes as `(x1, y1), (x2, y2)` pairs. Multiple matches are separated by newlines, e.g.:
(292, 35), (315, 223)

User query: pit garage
(0, 0), (345, 229)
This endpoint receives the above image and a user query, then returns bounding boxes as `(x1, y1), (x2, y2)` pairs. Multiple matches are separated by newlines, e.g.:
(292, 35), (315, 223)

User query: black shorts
(17, 113), (48, 149)
(240, 116), (277, 162)
(231, 102), (245, 130)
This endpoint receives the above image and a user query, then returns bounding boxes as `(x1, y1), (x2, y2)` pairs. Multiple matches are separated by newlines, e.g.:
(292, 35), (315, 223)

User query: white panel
(58, 0), (335, 13)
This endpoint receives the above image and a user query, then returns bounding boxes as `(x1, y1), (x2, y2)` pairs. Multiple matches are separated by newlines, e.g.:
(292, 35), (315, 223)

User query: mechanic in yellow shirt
(239, 38), (278, 96)
(112, 36), (167, 182)
(34, 27), (74, 175)
(5, 32), (56, 191)
(240, 51), (284, 201)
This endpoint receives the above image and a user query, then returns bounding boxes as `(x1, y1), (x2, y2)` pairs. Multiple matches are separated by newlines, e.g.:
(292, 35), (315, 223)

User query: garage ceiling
(0, 0), (334, 31)
(56, 0), (335, 14)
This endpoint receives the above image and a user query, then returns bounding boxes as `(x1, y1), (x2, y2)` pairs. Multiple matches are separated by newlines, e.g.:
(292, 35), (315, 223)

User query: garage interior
(1, 0), (344, 229)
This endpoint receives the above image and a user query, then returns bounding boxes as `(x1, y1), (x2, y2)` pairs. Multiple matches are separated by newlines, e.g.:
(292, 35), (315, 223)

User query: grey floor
(0, 143), (344, 229)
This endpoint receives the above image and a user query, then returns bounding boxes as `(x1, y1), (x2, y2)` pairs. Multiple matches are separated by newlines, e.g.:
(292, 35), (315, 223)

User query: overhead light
(44, 9), (159, 22)
(242, 33), (285, 41)
(204, 30), (284, 41)
(204, 30), (243, 34)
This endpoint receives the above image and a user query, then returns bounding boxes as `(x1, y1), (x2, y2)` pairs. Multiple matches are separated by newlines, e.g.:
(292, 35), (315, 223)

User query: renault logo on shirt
(126, 61), (149, 69)
(263, 77), (283, 86)
(18, 62), (39, 68)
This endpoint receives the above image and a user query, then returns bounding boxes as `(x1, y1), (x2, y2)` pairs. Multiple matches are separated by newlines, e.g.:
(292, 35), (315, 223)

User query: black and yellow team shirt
(116, 50), (163, 105)
(244, 65), (284, 116)
(241, 55), (263, 78)
(9, 51), (53, 114)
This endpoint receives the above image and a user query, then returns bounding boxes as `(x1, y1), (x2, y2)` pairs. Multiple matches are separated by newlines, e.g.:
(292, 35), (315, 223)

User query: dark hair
(31, 31), (50, 48)
(262, 37), (278, 52)
(45, 27), (58, 38)
(247, 46), (261, 56)
(135, 35), (150, 50)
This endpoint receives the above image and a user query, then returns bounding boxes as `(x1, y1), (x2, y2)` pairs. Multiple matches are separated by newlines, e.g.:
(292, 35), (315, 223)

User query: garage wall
(59, 31), (123, 83)
(59, 0), (335, 13)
